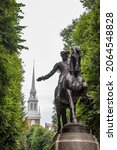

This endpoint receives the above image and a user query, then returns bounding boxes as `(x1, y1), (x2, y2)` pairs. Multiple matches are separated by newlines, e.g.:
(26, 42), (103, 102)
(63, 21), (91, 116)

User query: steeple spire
(29, 61), (37, 100)
(30, 61), (36, 94)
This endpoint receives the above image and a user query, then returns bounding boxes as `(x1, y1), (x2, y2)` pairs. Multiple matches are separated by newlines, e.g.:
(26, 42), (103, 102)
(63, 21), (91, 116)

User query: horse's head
(70, 46), (81, 76)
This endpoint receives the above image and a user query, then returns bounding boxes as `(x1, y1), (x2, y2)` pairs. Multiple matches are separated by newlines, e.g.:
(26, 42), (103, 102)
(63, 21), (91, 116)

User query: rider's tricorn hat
(60, 51), (69, 56)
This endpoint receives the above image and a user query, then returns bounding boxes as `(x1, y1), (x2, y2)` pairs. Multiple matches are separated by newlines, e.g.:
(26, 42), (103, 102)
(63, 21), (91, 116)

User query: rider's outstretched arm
(37, 63), (59, 81)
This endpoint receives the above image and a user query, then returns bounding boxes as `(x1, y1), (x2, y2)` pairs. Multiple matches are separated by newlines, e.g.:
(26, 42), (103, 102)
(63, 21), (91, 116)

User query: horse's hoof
(57, 129), (62, 134)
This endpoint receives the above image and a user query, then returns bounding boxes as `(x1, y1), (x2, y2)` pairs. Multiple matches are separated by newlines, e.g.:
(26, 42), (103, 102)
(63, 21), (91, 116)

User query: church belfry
(27, 63), (41, 126)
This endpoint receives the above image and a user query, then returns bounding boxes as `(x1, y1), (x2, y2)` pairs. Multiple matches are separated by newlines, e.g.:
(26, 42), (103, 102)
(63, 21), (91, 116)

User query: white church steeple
(27, 62), (41, 126)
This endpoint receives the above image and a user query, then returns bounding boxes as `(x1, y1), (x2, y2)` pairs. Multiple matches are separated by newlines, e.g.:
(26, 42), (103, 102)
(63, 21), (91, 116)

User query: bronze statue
(37, 46), (90, 133)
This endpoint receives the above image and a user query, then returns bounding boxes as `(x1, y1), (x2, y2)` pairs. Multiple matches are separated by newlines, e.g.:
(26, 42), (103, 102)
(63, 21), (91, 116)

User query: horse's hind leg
(70, 107), (73, 123)
(61, 107), (67, 126)
(54, 88), (61, 133)
(81, 86), (91, 105)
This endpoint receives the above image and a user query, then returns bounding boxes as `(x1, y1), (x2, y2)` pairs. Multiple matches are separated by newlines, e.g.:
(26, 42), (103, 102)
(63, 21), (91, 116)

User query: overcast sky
(17, 0), (84, 126)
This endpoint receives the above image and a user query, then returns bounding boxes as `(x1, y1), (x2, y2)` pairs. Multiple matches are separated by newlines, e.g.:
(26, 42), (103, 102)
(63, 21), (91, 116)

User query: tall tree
(0, 0), (28, 149)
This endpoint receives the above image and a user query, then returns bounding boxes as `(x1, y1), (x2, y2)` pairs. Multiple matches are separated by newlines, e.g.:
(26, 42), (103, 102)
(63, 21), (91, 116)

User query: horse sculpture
(54, 46), (90, 133)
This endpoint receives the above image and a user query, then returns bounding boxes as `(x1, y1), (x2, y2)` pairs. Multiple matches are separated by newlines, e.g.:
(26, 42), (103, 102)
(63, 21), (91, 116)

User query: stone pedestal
(50, 123), (99, 150)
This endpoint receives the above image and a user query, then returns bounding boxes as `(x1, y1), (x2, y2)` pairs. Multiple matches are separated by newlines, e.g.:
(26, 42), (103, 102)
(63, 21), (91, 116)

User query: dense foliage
(52, 0), (100, 140)
(0, 0), (27, 149)
(27, 126), (54, 150)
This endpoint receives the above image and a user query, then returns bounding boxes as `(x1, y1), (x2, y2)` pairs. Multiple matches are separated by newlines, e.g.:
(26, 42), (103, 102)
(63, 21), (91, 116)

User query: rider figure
(37, 51), (70, 99)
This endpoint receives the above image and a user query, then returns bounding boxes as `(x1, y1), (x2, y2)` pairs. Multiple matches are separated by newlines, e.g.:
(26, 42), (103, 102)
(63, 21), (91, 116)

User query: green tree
(80, 0), (100, 9)
(0, 0), (28, 53)
(73, 0), (100, 140)
(26, 126), (35, 150)
(27, 126), (54, 150)
(0, 0), (28, 149)
(0, 52), (24, 149)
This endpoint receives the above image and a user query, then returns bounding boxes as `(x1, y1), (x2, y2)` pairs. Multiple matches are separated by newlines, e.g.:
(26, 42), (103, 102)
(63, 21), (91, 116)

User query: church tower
(27, 63), (41, 126)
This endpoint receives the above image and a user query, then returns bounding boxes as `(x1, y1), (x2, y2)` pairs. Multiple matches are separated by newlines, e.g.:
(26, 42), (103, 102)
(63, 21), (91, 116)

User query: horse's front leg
(67, 89), (77, 123)
(70, 103), (78, 122)
(57, 114), (61, 133)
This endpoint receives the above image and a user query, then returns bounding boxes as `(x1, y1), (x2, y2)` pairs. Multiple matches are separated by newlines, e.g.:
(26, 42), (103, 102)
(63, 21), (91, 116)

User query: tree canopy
(0, 0), (27, 149)
(27, 126), (54, 150)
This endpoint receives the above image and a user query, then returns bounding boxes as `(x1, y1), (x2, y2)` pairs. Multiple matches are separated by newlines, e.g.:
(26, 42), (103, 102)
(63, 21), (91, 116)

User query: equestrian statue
(37, 46), (91, 133)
